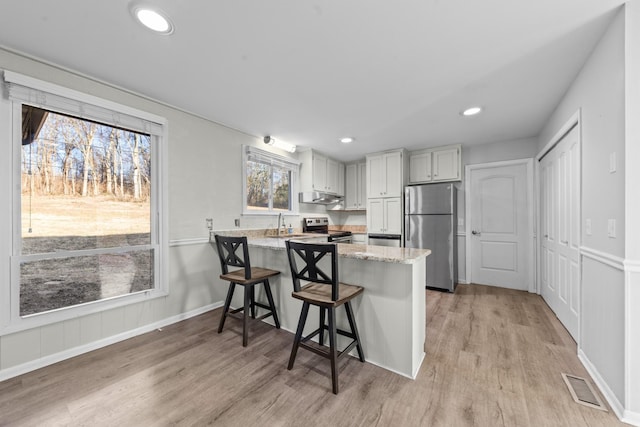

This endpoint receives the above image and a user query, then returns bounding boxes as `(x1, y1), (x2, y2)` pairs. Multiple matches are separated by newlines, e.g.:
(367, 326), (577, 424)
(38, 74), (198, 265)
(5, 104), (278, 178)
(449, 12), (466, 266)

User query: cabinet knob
(471, 230), (481, 236)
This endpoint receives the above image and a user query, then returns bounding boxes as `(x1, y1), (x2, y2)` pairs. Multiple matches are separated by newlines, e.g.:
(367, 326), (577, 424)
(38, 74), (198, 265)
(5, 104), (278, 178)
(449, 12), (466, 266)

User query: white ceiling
(0, 0), (625, 161)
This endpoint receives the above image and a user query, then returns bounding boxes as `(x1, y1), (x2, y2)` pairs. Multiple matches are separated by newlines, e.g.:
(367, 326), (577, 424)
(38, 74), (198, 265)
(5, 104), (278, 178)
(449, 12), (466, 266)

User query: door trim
(465, 158), (535, 292)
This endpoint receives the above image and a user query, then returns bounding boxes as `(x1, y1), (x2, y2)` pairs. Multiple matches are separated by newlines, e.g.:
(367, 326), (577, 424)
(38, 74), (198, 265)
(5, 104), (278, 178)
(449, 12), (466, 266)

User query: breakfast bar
(215, 233), (431, 379)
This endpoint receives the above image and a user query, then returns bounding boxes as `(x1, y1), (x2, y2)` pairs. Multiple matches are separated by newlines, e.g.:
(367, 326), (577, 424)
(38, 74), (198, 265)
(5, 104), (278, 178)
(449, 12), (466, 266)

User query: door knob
(471, 230), (481, 236)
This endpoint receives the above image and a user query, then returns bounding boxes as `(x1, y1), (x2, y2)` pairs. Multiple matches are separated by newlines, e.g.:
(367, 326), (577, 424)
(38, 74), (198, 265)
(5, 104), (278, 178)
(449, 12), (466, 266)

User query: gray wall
(536, 8), (627, 408)
(0, 47), (286, 375)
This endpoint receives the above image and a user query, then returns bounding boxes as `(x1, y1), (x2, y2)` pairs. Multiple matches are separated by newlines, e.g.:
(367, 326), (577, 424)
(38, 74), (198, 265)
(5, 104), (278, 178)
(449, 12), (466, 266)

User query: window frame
(242, 144), (300, 216)
(1, 70), (169, 336)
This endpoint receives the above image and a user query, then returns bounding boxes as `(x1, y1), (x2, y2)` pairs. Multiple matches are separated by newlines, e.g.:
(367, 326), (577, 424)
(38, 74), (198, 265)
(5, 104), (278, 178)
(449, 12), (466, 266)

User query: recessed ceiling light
(131, 5), (174, 34)
(461, 106), (483, 116)
(340, 137), (354, 144)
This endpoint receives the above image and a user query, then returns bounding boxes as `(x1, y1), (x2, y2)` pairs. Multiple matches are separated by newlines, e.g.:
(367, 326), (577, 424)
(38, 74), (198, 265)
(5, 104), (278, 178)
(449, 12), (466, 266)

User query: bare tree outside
(246, 160), (291, 212)
(20, 105), (154, 316)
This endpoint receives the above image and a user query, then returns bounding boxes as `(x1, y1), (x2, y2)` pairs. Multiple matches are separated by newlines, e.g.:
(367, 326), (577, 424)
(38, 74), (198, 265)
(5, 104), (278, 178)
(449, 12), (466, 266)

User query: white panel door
(469, 161), (532, 290)
(540, 125), (580, 340)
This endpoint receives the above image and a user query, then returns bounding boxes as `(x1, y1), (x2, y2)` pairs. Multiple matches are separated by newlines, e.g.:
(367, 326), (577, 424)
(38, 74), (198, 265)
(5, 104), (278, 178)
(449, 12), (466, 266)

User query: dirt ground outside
(20, 195), (152, 316)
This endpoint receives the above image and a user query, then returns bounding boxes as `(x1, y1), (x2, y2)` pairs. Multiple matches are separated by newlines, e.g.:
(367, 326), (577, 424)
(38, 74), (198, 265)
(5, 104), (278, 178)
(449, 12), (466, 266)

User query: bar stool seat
(214, 235), (280, 347)
(285, 240), (365, 394)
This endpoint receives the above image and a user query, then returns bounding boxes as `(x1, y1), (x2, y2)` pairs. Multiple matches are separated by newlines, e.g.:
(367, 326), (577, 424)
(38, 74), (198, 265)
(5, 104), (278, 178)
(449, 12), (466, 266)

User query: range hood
(299, 191), (343, 205)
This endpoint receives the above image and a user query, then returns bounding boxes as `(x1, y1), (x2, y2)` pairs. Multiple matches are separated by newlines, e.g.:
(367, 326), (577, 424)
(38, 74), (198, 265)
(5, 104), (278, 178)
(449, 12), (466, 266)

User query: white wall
(536, 7), (632, 418)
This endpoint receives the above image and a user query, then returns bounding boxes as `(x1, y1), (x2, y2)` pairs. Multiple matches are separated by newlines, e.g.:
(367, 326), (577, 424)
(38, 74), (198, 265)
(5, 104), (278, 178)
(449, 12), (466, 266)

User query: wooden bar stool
(214, 235), (280, 347)
(285, 240), (365, 394)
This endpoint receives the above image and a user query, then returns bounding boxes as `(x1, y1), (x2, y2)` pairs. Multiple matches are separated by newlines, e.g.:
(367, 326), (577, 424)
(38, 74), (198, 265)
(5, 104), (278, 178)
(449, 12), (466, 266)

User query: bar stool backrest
(215, 235), (251, 279)
(285, 241), (339, 301)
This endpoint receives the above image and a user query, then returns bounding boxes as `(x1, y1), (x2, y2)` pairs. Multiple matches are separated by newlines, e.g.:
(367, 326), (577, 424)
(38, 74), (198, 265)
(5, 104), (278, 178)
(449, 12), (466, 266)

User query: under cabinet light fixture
(131, 4), (174, 34)
(264, 136), (296, 153)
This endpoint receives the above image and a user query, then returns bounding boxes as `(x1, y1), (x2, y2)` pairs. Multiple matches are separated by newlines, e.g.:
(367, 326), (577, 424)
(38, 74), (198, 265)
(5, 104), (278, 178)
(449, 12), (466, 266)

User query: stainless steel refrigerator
(404, 183), (458, 292)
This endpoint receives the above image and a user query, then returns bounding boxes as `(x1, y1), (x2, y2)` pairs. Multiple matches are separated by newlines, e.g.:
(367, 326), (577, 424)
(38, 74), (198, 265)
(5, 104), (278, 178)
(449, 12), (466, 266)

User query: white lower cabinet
(367, 197), (402, 234)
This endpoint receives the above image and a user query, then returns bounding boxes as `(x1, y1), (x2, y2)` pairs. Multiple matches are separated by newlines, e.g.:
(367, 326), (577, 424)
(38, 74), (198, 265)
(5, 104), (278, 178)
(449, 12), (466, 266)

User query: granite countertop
(247, 237), (430, 264)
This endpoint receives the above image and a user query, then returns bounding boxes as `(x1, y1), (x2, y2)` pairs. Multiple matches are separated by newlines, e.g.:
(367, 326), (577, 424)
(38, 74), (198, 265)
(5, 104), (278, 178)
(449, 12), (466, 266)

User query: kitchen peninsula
(212, 232), (431, 378)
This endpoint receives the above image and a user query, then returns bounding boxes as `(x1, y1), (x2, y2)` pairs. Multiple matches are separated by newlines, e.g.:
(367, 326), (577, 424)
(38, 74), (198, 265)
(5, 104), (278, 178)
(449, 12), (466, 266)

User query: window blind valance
(3, 70), (165, 136)
(245, 145), (300, 171)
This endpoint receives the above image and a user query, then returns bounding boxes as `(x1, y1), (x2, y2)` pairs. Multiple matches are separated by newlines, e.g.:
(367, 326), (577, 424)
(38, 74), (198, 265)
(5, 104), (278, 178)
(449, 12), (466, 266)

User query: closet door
(540, 125), (581, 341)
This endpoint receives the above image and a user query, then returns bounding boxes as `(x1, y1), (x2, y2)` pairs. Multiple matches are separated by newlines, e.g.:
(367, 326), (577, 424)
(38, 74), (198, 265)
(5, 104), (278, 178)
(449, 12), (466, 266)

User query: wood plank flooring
(0, 284), (627, 426)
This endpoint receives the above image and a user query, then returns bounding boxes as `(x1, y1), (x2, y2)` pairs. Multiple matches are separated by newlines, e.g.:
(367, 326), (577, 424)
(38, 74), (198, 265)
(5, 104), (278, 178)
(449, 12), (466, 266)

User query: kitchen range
(302, 217), (353, 243)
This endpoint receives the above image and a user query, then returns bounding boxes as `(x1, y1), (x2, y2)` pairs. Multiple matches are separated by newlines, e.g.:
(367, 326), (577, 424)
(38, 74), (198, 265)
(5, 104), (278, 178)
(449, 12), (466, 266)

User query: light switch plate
(585, 219), (592, 236)
(609, 152), (617, 173)
(607, 219), (616, 238)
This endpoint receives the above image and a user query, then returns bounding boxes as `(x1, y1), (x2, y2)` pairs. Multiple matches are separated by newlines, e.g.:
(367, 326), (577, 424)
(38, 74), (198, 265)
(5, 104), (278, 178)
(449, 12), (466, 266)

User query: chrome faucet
(277, 213), (283, 237)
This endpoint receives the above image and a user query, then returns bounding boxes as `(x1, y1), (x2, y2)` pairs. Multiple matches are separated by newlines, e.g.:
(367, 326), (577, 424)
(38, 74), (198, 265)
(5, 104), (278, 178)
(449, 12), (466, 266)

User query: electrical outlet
(458, 218), (464, 227)
(585, 219), (592, 236)
(234, 218), (240, 227)
(206, 218), (213, 230)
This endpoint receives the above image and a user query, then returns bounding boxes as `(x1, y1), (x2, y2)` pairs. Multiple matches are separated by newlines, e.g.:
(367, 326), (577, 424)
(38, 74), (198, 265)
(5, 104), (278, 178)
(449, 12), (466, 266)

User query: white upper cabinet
(432, 146), (460, 181)
(299, 150), (345, 196)
(408, 144), (461, 184)
(409, 151), (432, 183)
(366, 150), (404, 198)
(345, 161), (366, 210)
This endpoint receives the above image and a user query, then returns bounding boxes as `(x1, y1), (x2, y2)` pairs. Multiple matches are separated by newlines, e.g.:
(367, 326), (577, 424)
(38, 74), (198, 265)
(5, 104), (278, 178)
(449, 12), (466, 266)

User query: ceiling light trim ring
(130, 3), (175, 35)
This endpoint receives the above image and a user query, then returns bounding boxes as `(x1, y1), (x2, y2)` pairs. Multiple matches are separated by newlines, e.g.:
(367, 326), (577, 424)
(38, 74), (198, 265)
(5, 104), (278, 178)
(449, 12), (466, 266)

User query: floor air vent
(561, 373), (607, 411)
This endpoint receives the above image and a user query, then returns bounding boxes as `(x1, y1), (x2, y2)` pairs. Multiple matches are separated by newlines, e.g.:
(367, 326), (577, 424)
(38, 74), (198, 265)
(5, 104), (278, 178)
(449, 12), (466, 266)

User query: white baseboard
(578, 349), (630, 424)
(623, 410), (640, 427)
(0, 301), (223, 382)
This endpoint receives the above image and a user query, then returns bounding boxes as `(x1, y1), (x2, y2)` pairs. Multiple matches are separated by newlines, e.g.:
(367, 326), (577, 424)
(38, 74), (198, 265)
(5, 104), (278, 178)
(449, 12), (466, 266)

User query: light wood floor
(0, 284), (627, 426)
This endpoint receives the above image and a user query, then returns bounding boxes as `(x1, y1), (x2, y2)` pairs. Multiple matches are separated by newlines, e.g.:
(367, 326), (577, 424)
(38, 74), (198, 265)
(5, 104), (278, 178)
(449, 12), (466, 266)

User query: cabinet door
(337, 162), (345, 196)
(367, 198), (385, 233)
(345, 164), (358, 209)
(433, 147), (460, 181)
(367, 154), (386, 197)
(325, 158), (340, 194)
(384, 152), (402, 197)
(409, 152), (432, 183)
(384, 197), (403, 234)
(312, 153), (327, 191)
(357, 162), (366, 209)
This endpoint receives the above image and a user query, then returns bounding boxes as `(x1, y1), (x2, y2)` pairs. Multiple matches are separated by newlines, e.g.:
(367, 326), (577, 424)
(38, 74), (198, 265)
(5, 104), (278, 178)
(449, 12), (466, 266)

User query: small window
(243, 145), (299, 215)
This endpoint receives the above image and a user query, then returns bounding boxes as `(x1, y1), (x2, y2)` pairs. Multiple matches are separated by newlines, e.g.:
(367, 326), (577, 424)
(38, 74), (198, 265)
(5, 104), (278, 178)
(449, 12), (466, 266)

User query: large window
(243, 145), (299, 214)
(2, 71), (167, 332)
